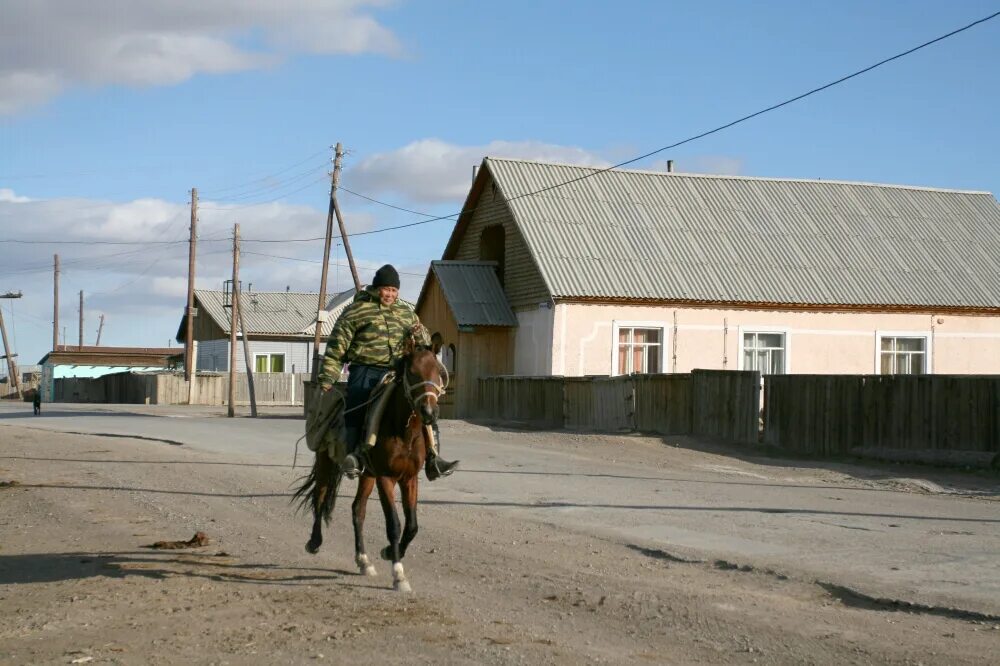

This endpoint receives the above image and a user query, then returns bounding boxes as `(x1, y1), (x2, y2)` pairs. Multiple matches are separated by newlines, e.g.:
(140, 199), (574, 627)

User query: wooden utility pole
(227, 224), (240, 417)
(311, 147), (337, 381)
(95, 314), (105, 346)
(78, 290), (84, 349)
(237, 286), (257, 418)
(332, 143), (361, 292)
(311, 142), (360, 381)
(52, 254), (59, 351)
(185, 187), (198, 383)
(0, 291), (23, 399)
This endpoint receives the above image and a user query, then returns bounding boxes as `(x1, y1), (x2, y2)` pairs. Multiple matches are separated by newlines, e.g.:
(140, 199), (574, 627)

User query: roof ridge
(484, 156), (994, 196)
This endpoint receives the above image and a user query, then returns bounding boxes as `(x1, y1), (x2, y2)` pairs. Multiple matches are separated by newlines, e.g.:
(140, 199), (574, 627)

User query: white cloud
(0, 1), (401, 114)
(0, 191), (423, 363)
(348, 139), (610, 203)
(0, 188), (31, 203)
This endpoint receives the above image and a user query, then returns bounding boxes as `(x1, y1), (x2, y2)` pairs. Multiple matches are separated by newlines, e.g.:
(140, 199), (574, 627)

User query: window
(878, 335), (927, 375)
(615, 326), (663, 375)
(254, 353), (286, 373)
(742, 331), (787, 375)
(479, 225), (506, 287)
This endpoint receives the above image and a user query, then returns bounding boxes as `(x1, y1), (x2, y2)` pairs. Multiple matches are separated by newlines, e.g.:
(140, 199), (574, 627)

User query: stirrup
(342, 453), (364, 479)
(425, 456), (458, 481)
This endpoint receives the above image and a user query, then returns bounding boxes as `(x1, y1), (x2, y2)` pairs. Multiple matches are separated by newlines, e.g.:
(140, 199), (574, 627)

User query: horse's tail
(292, 452), (343, 525)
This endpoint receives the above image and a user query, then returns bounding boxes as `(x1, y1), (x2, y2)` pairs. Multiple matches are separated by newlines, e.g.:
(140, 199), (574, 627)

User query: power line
(331, 10), (1000, 233)
(197, 147), (330, 196)
(202, 162), (330, 203)
(339, 187), (439, 218)
(197, 174), (331, 210)
(7, 10), (996, 258)
(242, 249), (426, 276)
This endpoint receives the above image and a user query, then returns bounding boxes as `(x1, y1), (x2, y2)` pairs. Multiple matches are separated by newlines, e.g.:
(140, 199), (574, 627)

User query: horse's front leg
(376, 476), (410, 592)
(398, 476), (419, 559)
(352, 475), (377, 576)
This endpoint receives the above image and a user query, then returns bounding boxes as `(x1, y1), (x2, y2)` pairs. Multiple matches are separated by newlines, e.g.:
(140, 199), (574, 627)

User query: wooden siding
(763, 374), (1000, 455)
(475, 371), (756, 443)
(416, 273), (461, 417)
(451, 176), (550, 309)
(417, 272), (515, 418)
(455, 328), (514, 417)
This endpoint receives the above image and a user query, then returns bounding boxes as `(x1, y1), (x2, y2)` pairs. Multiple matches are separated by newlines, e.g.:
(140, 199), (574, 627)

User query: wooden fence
(763, 374), (1000, 455)
(475, 370), (758, 443)
(54, 371), (312, 406)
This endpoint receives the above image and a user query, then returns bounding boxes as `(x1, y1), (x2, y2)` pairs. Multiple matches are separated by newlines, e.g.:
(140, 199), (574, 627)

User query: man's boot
(341, 427), (365, 479)
(424, 424), (458, 481)
(425, 450), (458, 481)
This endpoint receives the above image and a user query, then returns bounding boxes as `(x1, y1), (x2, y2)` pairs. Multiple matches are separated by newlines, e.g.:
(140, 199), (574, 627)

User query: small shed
(417, 260), (517, 417)
(37, 345), (183, 402)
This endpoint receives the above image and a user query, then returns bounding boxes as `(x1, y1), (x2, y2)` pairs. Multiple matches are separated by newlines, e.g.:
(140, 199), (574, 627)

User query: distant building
(175, 288), (415, 377)
(417, 157), (1000, 417)
(37, 346), (182, 402)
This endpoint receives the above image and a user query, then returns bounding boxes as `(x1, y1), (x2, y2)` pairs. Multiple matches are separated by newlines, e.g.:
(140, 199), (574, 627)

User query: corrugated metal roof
(431, 261), (518, 327)
(194, 289), (355, 337)
(485, 158), (1000, 308)
(193, 288), (418, 338)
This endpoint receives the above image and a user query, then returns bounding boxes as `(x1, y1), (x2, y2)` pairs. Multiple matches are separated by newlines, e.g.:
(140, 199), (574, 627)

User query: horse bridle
(402, 359), (449, 412)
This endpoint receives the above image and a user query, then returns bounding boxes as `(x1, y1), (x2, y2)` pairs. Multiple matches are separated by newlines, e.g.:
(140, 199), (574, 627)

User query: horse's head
(400, 340), (447, 427)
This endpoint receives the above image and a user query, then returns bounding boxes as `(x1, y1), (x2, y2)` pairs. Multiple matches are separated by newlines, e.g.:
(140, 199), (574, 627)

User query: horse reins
(402, 361), (449, 412)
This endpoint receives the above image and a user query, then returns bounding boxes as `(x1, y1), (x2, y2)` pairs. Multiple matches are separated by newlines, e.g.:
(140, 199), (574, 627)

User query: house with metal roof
(417, 157), (1000, 416)
(175, 287), (358, 375)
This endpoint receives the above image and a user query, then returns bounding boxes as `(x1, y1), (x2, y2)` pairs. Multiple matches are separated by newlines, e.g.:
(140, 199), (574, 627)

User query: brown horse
(295, 341), (446, 593)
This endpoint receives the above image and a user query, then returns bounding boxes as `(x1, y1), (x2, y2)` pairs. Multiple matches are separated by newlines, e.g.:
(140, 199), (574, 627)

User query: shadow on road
(1, 455), (294, 469)
(0, 550), (368, 588)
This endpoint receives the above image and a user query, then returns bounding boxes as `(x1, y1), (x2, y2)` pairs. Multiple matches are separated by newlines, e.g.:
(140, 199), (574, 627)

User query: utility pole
(185, 187), (198, 384)
(52, 254), (59, 351)
(96, 314), (105, 346)
(311, 142), (359, 381)
(78, 290), (84, 349)
(237, 284), (258, 418)
(227, 224), (240, 417)
(333, 143), (361, 292)
(0, 291), (23, 400)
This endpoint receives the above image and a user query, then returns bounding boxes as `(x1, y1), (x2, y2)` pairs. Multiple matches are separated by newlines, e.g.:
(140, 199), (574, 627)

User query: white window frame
(253, 353), (287, 374)
(874, 330), (932, 375)
(738, 326), (791, 375)
(611, 320), (669, 376)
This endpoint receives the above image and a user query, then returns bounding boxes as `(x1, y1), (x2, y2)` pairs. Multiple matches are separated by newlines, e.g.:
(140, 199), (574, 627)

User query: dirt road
(1, 413), (998, 664)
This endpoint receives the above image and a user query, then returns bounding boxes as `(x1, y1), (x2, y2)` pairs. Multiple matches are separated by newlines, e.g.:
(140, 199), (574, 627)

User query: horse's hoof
(392, 562), (411, 593)
(305, 541), (321, 555)
(380, 546), (393, 561)
(356, 554), (377, 577)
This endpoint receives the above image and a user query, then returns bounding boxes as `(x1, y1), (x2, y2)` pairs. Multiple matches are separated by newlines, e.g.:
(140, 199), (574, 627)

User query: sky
(1, 0), (998, 372)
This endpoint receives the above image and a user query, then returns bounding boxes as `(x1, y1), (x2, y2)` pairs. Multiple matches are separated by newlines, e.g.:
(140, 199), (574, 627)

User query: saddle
(362, 371), (397, 449)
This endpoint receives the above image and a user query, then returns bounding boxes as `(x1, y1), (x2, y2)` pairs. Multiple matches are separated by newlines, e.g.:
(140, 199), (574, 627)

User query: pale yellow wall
(553, 303), (1000, 376)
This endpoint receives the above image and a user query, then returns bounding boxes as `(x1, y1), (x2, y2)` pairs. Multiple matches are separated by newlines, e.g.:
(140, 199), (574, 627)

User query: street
(1, 402), (998, 664)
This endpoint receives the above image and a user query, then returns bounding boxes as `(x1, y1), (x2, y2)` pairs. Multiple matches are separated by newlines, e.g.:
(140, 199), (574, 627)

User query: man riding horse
(318, 264), (458, 481)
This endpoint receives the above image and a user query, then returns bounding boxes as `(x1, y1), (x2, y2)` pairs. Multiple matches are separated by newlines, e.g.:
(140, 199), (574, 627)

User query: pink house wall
(550, 303), (1000, 376)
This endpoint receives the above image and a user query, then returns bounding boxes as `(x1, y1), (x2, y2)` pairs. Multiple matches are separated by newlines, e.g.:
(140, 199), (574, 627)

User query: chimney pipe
(666, 160), (674, 173)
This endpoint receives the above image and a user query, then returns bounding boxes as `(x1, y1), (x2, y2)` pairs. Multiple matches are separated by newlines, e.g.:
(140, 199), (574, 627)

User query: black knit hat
(372, 264), (400, 289)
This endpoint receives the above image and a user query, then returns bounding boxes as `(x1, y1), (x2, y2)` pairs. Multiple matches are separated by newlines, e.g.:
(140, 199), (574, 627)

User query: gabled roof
(453, 157), (1000, 311)
(178, 287), (419, 341)
(178, 289), (355, 341)
(428, 261), (517, 327)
